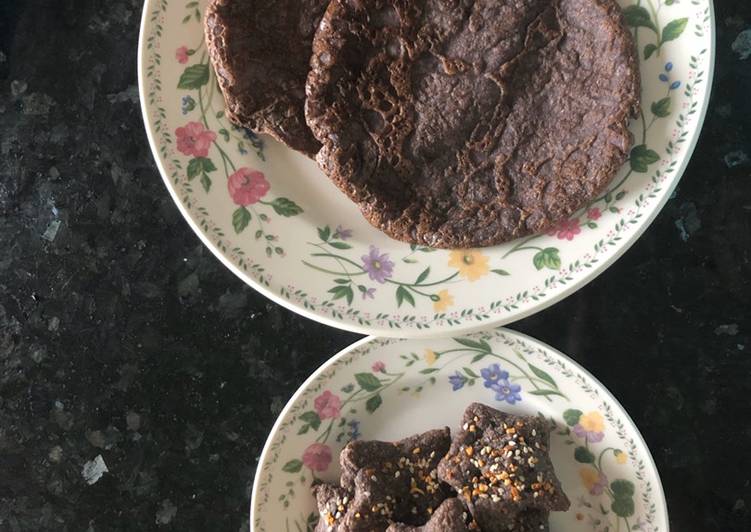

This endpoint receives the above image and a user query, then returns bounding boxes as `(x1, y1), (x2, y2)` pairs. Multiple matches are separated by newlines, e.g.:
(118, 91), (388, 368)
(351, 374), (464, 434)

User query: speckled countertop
(0, 1), (750, 531)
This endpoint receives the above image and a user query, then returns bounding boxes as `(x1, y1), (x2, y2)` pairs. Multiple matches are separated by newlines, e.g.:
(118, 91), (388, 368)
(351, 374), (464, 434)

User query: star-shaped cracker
(437, 403), (569, 531)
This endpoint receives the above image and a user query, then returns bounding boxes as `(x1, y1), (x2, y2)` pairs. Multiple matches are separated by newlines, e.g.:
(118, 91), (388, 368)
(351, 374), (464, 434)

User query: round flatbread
(306, 0), (639, 248)
(205, 0), (327, 157)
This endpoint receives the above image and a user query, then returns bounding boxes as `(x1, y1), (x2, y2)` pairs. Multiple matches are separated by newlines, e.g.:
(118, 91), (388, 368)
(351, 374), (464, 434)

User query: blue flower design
(492, 379), (522, 405)
(449, 372), (466, 391)
(347, 420), (361, 441)
(665, 62), (673, 72)
(480, 364), (509, 389)
(181, 95), (196, 115)
(658, 73), (669, 82)
(669, 80), (681, 90)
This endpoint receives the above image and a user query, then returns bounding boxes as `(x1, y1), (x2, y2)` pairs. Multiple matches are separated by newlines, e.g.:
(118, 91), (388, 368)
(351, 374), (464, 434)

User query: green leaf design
(528, 363), (557, 389)
(329, 241), (352, 250)
(492, 269), (510, 276)
(328, 285), (354, 305)
(199, 174), (211, 192)
(661, 18), (688, 44)
(396, 286), (415, 308)
(366, 394), (383, 413)
(651, 97), (671, 117)
(355, 373), (382, 392)
(282, 459), (303, 473)
(297, 424), (310, 435)
(622, 5), (657, 33)
(563, 409), (583, 426)
(463, 367), (479, 378)
(454, 338), (492, 352)
(341, 383), (355, 393)
(528, 389), (567, 398)
(270, 197), (304, 217)
(177, 63), (210, 89)
(471, 353), (487, 363)
(318, 226), (331, 242)
(232, 207), (252, 234)
(611, 479), (635, 498)
(299, 411), (321, 430)
(574, 446), (595, 464)
(420, 368), (440, 374)
(644, 43), (658, 60)
(187, 157), (216, 179)
(416, 267), (431, 284)
(629, 145), (661, 173)
(533, 248), (561, 271)
(612, 496), (635, 518)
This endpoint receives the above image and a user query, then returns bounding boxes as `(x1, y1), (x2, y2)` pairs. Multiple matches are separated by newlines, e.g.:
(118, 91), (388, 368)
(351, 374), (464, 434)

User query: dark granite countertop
(0, 1), (749, 531)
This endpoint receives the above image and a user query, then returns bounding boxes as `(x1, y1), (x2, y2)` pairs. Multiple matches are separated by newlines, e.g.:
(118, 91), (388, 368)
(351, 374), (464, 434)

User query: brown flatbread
(306, 0), (639, 247)
(205, 0), (326, 157)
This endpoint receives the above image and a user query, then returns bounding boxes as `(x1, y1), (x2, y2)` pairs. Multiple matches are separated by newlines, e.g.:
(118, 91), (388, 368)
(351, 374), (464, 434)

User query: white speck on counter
(82, 455), (108, 485)
(49, 446), (63, 463)
(156, 499), (178, 525)
(732, 29), (751, 60)
(714, 323), (739, 336)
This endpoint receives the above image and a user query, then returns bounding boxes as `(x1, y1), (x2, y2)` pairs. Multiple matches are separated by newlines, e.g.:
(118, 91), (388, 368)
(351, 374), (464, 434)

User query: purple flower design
(449, 372), (466, 391)
(361, 246), (394, 284)
(480, 364), (509, 389)
(588, 470), (608, 496)
(491, 379), (522, 405)
(333, 225), (353, 240)
(573, 423), (605, 443)
(362, 287), (376, 300)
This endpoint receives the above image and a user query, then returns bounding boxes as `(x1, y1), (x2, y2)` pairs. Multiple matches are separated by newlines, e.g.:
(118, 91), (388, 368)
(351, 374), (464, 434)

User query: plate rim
(248, 328), (670, 531)
(138, 0), (716, 339)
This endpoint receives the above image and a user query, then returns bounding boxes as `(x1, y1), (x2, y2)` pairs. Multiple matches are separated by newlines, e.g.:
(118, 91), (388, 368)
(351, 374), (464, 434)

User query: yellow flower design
(579, 411), (605, 433)
(448, 250), (490, 281)
(615, 449), (628, 465)
(433, 289), (454, 312)
(579, 467), (600, 491)
(424, 349), (438, 366)
(580, 466), (608, 495)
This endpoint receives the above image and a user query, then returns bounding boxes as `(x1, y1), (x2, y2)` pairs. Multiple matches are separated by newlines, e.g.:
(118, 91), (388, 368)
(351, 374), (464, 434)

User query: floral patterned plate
(138, 0), (714, 337)
(251, 329), (667, 532)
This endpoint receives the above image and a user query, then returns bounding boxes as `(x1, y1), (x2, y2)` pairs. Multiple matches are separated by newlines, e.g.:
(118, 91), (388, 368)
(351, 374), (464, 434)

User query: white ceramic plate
(250, 329), (667, 532)
(138, 0), (714, 337)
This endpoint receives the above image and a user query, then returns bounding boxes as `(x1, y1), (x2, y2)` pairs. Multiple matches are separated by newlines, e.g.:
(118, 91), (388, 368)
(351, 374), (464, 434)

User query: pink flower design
(586, 208), (601, 221)
(176, 46), (189, 64)
(547, 218), (581, 241)
(175, 122), (216, 158)
(372, 361), (386, 373)
(314, 390), (341, 420)
(227, 168), (270, 206)
(302, 443), (332, 472)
